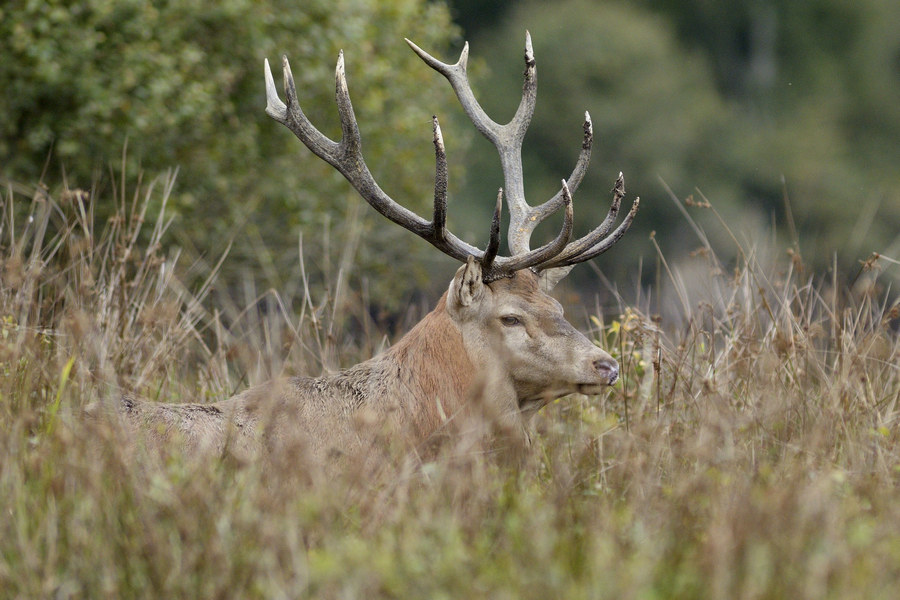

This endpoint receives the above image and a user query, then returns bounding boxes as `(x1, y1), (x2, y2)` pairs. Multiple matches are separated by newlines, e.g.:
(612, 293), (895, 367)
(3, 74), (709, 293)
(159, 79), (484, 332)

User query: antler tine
(482, 189), (503, 271)
(432, 116), (448, 241)
(264, 58), (286, 118)
(334, 51), (362, 155)
(265, 57), (338, 159)
(265, 54), (483, 263)
(405, 38), (501, 143)
(510, 31), (538, 144)
(530, 113), (594, 224)
(536, 171), (625, 269)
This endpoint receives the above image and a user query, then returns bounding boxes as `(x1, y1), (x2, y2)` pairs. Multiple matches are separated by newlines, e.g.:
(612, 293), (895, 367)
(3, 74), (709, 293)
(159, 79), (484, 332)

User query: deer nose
(593, 357), (619, 385)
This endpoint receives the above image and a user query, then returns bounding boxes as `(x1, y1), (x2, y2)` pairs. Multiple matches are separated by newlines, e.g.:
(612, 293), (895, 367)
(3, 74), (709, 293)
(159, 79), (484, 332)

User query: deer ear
(449, 255), (485, 308)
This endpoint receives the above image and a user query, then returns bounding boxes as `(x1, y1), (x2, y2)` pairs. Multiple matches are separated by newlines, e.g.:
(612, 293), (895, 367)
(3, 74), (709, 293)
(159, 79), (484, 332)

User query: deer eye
(500, 315), (521, 326)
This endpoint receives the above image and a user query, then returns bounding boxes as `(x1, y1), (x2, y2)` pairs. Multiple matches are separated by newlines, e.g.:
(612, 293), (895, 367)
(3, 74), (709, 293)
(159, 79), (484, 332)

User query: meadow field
(1, 173), (899, 598)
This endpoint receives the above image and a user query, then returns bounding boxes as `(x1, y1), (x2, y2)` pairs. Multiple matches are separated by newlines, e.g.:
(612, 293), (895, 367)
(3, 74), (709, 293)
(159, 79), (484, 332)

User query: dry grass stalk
(1, 174), (899, 598)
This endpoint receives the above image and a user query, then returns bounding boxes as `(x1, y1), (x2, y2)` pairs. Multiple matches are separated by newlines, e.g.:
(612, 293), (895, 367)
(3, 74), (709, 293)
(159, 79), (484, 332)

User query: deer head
(445, 256), (619, 414)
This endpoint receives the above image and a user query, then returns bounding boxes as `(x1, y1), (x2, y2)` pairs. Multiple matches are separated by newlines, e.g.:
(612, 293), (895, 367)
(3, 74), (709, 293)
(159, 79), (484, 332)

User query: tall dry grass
(1, 172), (899, 598)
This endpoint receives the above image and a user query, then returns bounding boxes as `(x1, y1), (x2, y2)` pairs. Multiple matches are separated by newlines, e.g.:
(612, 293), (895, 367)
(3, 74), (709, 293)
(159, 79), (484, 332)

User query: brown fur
(385, 294), (474, 438)
(121, 292), (476, 464)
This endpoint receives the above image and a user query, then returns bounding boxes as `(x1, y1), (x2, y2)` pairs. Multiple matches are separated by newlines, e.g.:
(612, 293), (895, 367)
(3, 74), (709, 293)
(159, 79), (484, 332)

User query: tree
(638, 0), (900, 260)
(0, 0), (467, 311)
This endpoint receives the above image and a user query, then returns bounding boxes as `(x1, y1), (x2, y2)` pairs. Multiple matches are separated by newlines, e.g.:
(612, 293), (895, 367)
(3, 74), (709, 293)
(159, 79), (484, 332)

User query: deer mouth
(518, 378), (616, 412)
(576, 377), (617, 395)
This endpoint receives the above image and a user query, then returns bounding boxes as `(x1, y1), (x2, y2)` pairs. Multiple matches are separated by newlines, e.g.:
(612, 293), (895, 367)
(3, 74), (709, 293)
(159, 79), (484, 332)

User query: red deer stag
(121, 34), (639, 463)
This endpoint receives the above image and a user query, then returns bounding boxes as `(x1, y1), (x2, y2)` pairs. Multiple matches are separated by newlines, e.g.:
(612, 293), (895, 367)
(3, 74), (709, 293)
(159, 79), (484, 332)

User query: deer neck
(326, 294), (517, 442)
(326, 293), (480, 441)
(386, 293), (474, 411)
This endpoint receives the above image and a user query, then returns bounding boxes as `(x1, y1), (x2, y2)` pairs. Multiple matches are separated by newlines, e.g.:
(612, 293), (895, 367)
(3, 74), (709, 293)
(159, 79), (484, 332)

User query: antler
(264, 33), (637, 283)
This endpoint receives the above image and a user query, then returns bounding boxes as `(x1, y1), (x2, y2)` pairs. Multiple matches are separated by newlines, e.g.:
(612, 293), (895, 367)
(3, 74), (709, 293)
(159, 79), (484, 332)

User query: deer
(119, 33), (639, 465)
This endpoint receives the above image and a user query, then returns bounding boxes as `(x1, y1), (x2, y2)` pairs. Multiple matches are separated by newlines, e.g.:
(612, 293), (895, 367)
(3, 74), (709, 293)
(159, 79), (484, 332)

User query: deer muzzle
(593, 357), (619, 386)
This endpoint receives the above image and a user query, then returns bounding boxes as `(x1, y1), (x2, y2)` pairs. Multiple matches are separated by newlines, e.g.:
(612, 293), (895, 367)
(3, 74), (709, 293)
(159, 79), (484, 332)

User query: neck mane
(352, 293), (475, 439)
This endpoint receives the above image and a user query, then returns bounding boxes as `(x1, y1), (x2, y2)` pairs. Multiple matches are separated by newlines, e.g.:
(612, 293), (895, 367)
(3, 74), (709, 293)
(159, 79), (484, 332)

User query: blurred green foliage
(455, 0), (900, 279)
(0, 0), (465, 310)
(3, 0), (899, 312)
(642, 0), (900, 257)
